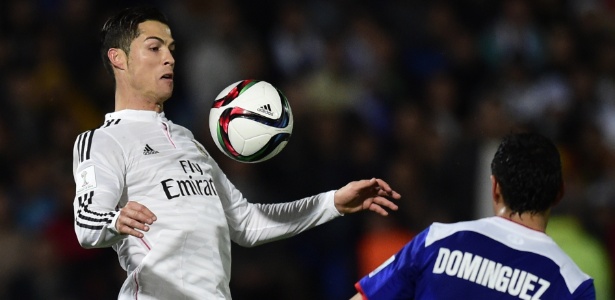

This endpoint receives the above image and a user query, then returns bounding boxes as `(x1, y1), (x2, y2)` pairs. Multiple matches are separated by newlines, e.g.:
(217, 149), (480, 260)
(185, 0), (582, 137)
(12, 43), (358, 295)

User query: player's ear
(108, 48), (127, 71)
(491, 175), (506, 215)
(491, 175), (503, 206)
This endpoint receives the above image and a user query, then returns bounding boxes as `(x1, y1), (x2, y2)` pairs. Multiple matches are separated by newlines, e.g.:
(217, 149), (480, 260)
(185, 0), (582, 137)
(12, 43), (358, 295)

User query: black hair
(490, 132), (563, 214)
(99, 6), (169, 75)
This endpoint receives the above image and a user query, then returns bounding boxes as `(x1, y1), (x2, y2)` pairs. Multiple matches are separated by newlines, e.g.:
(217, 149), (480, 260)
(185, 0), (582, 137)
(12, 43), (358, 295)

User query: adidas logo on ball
(257, 104), (274, 116)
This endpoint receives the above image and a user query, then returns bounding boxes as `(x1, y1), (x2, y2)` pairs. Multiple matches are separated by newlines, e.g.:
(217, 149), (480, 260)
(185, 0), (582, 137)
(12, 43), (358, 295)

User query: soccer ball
(209, 80), (294, 163)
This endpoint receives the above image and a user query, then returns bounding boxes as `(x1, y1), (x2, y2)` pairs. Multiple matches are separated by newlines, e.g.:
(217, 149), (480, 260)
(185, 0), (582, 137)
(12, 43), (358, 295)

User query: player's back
(416, 217), (595, 299)
(356, 217), (595, 299)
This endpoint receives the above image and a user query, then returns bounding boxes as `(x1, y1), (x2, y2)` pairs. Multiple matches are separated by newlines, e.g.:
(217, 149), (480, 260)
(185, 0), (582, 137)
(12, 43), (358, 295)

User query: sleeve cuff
(107, 211), (121, 235)
(325, 190), (344, 217)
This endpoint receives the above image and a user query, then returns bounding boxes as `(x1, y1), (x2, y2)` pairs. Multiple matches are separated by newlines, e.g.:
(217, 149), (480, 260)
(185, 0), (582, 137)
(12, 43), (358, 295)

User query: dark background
(0, 0), (614, 299)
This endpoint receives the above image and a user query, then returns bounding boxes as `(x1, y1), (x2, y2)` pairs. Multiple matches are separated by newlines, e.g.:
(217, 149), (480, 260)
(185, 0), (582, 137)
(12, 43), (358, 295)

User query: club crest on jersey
(192, 140), (209, 157)
(76, 165), (97, 193)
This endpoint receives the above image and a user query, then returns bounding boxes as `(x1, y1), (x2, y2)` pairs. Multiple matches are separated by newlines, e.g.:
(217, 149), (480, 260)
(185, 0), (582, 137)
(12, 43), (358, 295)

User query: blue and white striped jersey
(72, 109), (341, 300)
(355, 217), (595, 299)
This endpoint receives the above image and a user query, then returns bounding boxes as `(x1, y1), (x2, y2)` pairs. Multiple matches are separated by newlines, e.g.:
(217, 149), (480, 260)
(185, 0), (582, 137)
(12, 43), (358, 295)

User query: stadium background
(0, 0), (614, 299)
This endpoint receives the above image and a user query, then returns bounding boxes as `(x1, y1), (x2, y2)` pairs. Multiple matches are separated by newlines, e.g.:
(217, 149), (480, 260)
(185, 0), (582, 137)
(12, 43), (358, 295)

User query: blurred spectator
(302, 36), (363, 113)
(12, 153), (58, 234)
(269, 1), (325, 82)
(0, 187), (30, 299)
(176, 0), (266, 130)
(424, 71), (463, 143)
(481, 0), (544, 71)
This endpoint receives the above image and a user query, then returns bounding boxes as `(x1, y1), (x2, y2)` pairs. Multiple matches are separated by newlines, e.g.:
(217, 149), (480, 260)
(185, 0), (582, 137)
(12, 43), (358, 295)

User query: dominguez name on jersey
(433, 247), (550, 299)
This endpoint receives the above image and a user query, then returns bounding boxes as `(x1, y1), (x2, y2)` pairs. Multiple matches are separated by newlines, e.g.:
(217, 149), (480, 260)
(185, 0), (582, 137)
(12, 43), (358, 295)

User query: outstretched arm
(334, 178), (401, 216)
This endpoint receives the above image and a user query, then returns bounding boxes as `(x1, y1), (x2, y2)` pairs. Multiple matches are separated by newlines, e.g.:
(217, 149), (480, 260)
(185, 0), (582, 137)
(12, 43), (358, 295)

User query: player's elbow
(231, 231), (266, 248)
(75, 233), (97, 249)
(77, 231), (97, 249)
(74, 226), (107, 249)
(78, 240), (96, 249)
(233, 239), (260, 248)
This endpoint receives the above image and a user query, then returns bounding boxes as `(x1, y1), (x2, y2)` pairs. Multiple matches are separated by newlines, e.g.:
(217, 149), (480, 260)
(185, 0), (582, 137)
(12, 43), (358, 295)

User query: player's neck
(115, 90), (164, 113)
(496, 207), (549, 232)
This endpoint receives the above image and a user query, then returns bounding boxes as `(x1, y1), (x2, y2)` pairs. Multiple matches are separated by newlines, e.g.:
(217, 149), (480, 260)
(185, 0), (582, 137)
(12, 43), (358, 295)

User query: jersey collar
(105, 109), (168, 123)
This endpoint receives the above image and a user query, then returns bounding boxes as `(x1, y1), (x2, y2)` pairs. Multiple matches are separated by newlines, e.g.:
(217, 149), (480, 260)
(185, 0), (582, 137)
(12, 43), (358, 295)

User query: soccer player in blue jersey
(352, 132), (596, 299)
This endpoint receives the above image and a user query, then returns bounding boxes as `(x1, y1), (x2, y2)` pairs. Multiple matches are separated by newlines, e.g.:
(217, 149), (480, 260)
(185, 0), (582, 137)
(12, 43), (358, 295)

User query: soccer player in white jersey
(351, 132), (596, 300)
(71, 6), (401, 300)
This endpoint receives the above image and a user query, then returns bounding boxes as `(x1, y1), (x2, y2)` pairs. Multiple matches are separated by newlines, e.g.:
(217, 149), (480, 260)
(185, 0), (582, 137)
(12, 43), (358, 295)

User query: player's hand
(116, 201), (157, 238)
(334, 178), (401, 216)
(349, 293), (363, 300)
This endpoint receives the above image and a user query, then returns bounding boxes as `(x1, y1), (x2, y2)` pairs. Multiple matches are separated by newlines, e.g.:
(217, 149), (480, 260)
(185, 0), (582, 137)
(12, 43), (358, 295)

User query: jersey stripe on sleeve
(75, 190), (117, 230)
(77, 129), (96, 163)
(103, 119), (121, 128)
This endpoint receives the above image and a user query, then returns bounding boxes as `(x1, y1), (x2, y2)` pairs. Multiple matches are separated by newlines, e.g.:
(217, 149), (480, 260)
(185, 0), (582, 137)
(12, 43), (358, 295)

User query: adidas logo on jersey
(257, 104), (274, 116)
(143, 144), (160, 155)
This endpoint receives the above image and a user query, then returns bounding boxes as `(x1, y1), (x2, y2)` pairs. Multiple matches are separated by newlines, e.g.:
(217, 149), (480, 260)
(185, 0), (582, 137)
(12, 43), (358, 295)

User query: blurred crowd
(1, 0), (615, 299)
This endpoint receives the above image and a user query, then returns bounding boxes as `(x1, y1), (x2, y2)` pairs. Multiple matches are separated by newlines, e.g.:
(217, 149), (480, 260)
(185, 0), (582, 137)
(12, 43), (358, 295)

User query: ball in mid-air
(209, 80), (293, 163)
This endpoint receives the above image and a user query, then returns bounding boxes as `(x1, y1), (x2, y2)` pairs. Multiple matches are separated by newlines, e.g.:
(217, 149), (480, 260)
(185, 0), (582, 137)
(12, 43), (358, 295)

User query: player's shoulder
(73, 126), (122, 161)
(425, 218), (489, 247)
(74, 115), (143, 142)
(391, 220), (486, 256)
(74, 125), (117, 145)
(72, 118), (132, 154)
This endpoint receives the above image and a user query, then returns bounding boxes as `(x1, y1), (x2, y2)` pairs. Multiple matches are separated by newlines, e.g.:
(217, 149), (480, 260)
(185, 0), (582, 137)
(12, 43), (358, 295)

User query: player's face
(126, 20), (175, 103)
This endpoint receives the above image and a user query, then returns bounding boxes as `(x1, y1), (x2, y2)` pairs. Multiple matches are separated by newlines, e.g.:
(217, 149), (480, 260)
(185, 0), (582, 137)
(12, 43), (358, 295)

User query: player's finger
(119, 215), (151, 232)
(369, 203), (389, 216)
(352, 178), (377, 191)
(373, 197), (399, 211)
(373, 178), (401, 198)
(119, 208), (151, 227)
(118, 223), (146, 238)
(377, 188), (401, 200)
(127, 209), (155, 225)
(125, 202), (157, 224)
(126, 201), (157, 218)
(117, 216), (151, 238)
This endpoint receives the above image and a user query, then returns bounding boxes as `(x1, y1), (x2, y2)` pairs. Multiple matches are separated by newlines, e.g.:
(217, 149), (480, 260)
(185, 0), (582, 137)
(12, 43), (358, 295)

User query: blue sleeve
(571, 279), (596, 300)
(356, 227), (431, 300)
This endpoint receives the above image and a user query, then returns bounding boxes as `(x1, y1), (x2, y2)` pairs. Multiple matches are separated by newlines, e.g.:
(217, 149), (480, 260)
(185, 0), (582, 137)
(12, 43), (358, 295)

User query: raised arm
(211, 155), (401, 247)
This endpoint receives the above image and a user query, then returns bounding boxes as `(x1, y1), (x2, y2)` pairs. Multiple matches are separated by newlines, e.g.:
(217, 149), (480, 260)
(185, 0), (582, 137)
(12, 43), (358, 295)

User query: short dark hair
(100, 6), (169, 75)
(490, 132), (563, 214)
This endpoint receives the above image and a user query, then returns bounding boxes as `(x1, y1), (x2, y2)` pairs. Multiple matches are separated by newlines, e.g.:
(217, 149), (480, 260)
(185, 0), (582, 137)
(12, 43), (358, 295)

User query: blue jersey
(355, 217), (595, 299)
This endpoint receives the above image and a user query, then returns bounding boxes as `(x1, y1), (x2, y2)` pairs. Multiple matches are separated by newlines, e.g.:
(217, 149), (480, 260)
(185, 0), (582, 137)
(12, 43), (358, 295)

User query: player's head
(100, 6), (171, 75)
(100, 6), (175, 103)
(490, 132), (563, 215)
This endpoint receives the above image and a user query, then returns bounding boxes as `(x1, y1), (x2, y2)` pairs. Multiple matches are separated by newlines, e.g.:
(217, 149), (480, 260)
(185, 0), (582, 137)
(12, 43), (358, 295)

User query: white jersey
(72, 110), (341, 300)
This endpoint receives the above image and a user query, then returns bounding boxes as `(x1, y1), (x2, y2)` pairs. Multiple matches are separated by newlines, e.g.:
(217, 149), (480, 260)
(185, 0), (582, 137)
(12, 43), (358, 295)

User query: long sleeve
(72, 129), (126, 248)
(210, 160), (342, 247)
